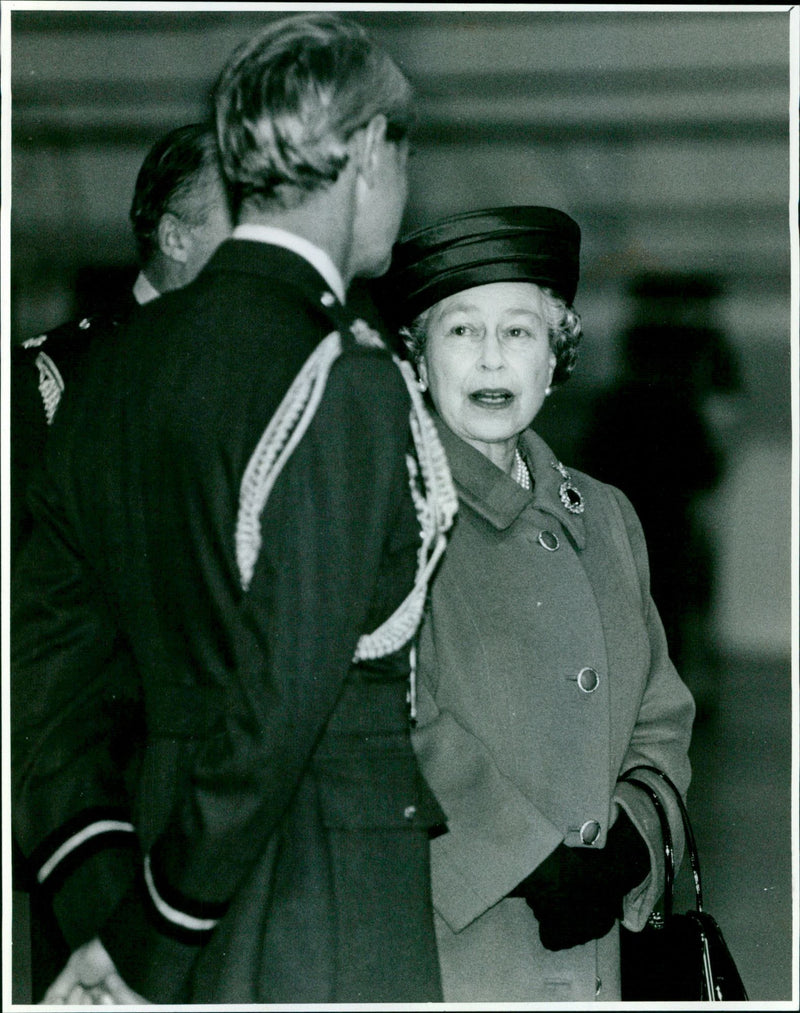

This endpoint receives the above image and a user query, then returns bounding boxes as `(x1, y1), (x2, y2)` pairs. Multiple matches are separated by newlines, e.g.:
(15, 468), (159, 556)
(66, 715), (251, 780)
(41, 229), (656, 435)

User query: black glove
(509, 809), (650, 951)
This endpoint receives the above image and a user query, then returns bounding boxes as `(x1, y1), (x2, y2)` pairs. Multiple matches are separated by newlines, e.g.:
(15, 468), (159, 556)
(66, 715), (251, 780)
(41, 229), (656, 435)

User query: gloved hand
(509, 809), (650, 951)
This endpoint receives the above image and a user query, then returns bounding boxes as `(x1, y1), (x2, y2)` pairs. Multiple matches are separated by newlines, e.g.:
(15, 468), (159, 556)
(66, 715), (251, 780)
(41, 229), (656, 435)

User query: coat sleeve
(411, 628), (564, 933)
(605, 486), (696, 932)
(95, 351), (418, 1001)
(10, 341), (50, 555)
(11, 470), (144, 948)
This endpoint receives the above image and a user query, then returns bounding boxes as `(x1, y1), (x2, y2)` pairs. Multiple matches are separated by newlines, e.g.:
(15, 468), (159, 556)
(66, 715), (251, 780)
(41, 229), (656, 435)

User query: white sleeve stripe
(37, 819), (135, 884)
(143, 854), (219, 933)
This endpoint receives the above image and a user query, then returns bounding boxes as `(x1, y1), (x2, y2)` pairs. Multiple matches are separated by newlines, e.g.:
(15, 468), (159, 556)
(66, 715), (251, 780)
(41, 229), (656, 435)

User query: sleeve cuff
(99, 853), (227, 1002)
(49, 841), (138, 950)
(614, 781), (662, 932)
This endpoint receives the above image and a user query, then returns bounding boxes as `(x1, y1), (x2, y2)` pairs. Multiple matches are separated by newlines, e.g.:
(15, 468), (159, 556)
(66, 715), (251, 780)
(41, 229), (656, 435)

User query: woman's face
(419, 281), (556, 464)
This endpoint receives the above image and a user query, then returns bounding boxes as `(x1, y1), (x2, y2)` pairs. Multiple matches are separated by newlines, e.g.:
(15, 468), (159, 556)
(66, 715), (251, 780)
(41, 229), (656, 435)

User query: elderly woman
(374, 207), (696, 1003)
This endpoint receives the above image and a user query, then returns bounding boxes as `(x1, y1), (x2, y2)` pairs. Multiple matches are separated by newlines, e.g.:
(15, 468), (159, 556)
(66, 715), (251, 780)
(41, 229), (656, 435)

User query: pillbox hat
(376, 205), (581, 328)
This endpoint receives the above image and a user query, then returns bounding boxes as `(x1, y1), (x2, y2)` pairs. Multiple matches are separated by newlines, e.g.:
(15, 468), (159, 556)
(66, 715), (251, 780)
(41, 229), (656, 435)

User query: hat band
(405, 255), (576, 322)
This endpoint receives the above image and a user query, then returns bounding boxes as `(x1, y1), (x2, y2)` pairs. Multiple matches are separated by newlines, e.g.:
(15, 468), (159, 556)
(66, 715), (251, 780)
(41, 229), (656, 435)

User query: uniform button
(320, 291), (336, 307)
(403, 805), (417, 821)
(537, 530), (560, 551)
(577, 666), (600, 693)
(580, 819), (601, 845)
(78, 317), (91, 330)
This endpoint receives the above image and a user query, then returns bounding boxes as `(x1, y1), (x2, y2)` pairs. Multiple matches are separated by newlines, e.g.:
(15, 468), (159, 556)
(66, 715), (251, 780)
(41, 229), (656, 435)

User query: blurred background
(7, 7), (796, 1004)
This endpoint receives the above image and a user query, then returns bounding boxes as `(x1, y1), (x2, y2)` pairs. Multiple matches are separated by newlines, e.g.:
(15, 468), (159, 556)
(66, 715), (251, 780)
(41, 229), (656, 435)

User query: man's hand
(42, 937), (149, 1005)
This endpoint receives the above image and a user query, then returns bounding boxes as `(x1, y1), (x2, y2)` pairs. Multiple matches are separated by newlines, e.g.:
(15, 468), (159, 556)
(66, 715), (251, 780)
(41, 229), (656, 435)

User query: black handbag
(619, 764), (748, 1001)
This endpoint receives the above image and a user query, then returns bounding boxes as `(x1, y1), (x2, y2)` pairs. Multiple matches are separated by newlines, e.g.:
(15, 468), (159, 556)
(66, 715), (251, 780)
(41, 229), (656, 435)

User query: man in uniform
(11, 122), (232, 554)
(12, 13), (455, 1004)
(10, 120), (232, 1004)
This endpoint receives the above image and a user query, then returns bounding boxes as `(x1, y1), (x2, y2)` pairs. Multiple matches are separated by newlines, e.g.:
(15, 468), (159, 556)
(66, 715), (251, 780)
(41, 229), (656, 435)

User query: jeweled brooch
(552, 459), (585, 514)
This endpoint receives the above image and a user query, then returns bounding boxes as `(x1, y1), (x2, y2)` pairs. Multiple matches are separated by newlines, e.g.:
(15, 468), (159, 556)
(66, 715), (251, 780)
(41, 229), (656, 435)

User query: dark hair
(213, 13), (412, 214)
(129, 123), (225, 265)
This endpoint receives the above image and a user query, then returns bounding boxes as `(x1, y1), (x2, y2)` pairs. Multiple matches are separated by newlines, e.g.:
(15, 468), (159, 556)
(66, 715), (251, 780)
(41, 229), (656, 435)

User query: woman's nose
(478, 331), (504, 370)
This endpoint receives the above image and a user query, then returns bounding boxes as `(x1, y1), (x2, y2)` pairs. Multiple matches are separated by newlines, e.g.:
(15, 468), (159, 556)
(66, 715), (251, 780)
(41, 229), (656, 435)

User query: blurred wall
(9, 8), (794, 661)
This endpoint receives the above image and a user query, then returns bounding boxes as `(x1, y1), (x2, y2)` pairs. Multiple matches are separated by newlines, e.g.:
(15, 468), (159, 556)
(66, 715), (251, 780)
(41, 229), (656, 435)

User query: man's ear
(352, 114), (388, 189)
(157, 213), (190, 264)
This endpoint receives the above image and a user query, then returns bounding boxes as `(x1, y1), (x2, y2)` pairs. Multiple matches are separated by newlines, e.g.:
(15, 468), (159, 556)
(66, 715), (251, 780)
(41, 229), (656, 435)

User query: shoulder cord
(236, 325), (457, 666)
(353, 356), (457, 664)
(236, 331), (343, 592)
(34, 350), (66, 425)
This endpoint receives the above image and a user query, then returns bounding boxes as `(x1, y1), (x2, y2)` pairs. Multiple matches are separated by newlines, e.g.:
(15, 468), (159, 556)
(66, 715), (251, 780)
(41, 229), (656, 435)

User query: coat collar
(434, 415), (587, 548)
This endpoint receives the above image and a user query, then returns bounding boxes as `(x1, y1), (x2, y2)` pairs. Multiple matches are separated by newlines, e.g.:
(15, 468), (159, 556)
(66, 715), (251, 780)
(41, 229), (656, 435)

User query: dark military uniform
(11, 238), (453, 1003)
(10, 293), (140, 1002)
(10, 295), (137, 556)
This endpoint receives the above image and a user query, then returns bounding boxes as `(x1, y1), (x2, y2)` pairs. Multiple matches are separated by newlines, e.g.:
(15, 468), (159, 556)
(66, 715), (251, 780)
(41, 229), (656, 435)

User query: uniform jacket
(412, 419), (696, 1002)
(10, 290), (140, 1001)
(10, 295), (137, 556)
(12, 239), (452, 1003)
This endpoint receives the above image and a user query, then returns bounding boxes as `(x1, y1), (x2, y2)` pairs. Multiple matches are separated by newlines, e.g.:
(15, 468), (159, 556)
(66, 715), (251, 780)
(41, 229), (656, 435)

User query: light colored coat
(412, 421), (696, 1002)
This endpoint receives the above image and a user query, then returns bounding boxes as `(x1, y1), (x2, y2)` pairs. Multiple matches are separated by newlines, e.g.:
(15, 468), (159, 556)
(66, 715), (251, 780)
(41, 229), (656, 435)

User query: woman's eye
(505, 327), (531, 339)
(448, 324), (473, 337)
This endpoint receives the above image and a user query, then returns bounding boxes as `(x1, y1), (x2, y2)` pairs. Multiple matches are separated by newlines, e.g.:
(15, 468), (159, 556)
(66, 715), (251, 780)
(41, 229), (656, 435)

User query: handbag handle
(621, 766), (746, 1002)
(620, 764), (704, 914)
(622, 775), (675, 919)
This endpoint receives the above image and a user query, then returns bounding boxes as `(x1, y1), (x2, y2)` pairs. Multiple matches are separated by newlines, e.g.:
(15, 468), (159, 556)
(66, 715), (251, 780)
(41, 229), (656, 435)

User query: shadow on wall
(574, 274), (744, 710)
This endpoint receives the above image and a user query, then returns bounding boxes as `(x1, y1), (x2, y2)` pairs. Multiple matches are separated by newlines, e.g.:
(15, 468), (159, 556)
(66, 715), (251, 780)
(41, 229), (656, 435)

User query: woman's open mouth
(469, 388), (515, 409)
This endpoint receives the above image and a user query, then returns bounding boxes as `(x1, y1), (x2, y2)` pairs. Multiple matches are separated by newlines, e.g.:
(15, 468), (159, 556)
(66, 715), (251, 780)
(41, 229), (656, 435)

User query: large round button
(403, 805), (417, 821)
(537, 530), (560, 551)
(580, 819), (601, 846)
(577, 667), (600, 693)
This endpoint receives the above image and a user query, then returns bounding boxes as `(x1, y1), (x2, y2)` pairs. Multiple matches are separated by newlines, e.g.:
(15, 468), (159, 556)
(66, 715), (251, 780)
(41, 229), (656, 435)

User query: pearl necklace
(513, 448), (531, 490)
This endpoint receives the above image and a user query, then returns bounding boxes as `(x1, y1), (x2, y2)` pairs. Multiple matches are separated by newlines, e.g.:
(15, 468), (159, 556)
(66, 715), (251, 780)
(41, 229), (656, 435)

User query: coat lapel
(434, 416), (586, 548)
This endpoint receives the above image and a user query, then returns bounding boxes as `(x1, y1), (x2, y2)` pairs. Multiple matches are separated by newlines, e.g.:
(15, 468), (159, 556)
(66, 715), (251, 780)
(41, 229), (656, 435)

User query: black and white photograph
(2, 3), (797, 1008)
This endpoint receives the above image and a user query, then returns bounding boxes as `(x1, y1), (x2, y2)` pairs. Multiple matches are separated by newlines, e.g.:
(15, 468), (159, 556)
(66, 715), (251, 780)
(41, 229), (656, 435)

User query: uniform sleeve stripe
(37, 819), (135, 884)
(143, 854), (220, 933)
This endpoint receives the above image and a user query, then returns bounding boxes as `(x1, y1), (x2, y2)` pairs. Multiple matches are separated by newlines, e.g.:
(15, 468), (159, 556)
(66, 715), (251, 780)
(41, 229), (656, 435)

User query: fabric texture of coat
(412, 418), (696, 1002)
(11, 239), (454, 1003)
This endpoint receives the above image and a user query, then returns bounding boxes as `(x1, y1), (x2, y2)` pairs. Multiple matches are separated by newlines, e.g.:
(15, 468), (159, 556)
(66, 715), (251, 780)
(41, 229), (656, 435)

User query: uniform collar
(203, 238), (352, 325)
(434, 414), (586, 547)
(132, 271), (161, 306)
(232, 223), (346, 304)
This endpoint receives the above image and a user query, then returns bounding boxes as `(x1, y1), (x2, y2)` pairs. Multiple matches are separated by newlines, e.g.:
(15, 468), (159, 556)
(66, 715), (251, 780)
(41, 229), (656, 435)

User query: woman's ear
(417, 356), (429, 390)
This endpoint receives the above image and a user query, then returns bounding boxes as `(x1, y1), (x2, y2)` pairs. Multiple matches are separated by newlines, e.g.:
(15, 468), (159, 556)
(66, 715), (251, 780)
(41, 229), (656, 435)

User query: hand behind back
(42, 937), (149, 1005)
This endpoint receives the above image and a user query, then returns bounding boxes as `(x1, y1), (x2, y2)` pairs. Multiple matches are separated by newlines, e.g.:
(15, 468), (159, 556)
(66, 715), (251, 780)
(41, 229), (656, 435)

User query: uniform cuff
(49, 841), (138, 950)
(99, 854), (227, 1002)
